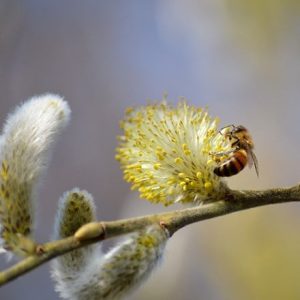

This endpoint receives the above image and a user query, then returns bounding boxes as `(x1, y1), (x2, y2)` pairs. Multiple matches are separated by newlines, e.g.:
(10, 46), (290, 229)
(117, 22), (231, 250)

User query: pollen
(154, 163), (161, 170)
(204, 181), (213, 191)
(116, 98), (232, 205)
(207, 159), (214, 166)
(174, 157), (183, 164)
(196, 172), (202, 179)
(178, 173), (186, 178)
(0, 161), (9, 181)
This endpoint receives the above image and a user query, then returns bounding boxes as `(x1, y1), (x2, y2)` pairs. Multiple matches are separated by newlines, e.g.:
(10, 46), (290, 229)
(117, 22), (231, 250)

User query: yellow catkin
(116, 100), (232, 205)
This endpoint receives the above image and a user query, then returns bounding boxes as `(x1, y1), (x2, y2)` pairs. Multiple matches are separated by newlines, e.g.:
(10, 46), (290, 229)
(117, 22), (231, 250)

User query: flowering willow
(116, 101), (232, 205)
(0, 95), (169, 300)
(0, 95), (71, 255)
(51, 189), (168, 300)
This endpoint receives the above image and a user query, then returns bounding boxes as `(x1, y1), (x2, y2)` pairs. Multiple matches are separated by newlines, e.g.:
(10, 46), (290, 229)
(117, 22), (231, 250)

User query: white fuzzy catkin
(53, 223), (169, 300)
(0, 94), (70, 255)
(90, 225), (169, 300)
(51, 188), (101, 299)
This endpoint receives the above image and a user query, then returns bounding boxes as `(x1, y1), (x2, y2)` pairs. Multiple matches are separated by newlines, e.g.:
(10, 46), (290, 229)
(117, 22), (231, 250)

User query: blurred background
(0, 0), (300, 299)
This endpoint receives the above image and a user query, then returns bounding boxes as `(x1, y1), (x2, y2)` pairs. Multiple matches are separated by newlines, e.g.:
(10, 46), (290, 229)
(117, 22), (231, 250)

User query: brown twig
(0, 185), (299, 287)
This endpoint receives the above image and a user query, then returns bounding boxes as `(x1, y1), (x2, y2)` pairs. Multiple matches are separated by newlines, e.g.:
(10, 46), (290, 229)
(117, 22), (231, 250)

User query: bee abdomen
(214, 149), (248, 177)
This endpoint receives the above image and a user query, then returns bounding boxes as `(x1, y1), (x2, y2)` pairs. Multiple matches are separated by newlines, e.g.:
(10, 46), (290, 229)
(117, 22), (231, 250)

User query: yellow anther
(167, 187), (175, 195)
(167, 178), (176, 185)
(128, 176), (135, 182)
(182, 144), (188, 150)
(196, 172), (202, 179)
(139, 187), (146, 193)
(174, 157), (183, 164)
(207, 159), (214, 166)
(204, 182), (213, 191)
(184, 150), (191, 155)
(189, 181), (196, 187)
(130, 184), (139, 190)
(154, 163), (161, 170)
(115, 154), (121, 161)
(125, 107), (134, 115)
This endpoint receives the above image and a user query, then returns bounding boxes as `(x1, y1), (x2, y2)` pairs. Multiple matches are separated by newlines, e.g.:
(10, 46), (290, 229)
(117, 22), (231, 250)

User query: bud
(76, 225), (168, 300)
(51, 189), (100, 299)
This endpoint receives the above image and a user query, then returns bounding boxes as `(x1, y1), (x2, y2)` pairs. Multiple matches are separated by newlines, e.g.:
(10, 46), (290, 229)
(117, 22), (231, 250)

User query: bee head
(233, 125), (247, 133)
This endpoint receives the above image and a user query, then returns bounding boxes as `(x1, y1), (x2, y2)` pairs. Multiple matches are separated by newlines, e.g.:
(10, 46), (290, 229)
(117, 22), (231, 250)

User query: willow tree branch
(1, 185), (300, 287)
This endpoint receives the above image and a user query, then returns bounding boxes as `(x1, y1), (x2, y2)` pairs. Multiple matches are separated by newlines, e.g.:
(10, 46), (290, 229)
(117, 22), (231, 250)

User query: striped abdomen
(214, 149), (248, 177)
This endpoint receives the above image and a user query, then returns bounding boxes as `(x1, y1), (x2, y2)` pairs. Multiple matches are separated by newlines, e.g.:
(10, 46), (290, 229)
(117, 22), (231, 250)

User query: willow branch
(1, 185), (300, 287)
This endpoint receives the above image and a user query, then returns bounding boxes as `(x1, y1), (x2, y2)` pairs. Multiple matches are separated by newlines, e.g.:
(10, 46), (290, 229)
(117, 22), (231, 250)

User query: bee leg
(209, 149), (236, 157)
(231, 139), (240, 147)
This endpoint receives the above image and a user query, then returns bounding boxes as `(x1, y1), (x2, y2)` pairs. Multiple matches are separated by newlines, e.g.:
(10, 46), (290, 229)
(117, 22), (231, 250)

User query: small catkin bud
(74, 225), (169, 300)
(51, 188), (100, 297)
(0, 94), (70, 256)
(74, 222), (104, 241)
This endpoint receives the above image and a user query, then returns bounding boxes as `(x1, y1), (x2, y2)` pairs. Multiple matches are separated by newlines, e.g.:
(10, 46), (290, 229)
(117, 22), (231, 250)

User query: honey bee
(212, 125), (259, 177)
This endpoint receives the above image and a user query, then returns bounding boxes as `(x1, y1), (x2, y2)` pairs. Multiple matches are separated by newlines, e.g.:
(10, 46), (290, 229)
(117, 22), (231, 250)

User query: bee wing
(247, 147), (259, 177)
